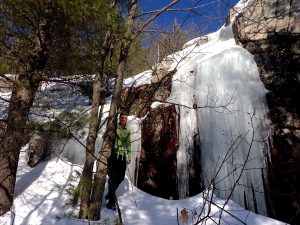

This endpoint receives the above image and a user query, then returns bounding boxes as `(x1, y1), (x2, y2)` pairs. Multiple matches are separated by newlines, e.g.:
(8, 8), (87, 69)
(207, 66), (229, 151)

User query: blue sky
(140, 0), (240, 35)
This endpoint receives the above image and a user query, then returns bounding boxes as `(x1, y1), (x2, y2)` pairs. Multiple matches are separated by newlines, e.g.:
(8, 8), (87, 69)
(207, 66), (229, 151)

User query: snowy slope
(0, 145), (286, 225)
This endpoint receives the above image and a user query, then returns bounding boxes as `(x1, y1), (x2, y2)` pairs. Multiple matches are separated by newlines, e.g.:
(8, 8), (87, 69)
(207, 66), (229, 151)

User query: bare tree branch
(132, 0), (180, 41)
(137, 0), (221, 17)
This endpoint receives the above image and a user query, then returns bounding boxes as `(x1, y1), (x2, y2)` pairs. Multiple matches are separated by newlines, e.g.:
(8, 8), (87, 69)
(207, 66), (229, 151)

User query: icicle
(126, 116), (142, 186)
(168, 65), (199, 199)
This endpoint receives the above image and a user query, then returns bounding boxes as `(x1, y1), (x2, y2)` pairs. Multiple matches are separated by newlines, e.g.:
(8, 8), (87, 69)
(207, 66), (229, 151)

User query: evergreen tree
(78, 0), (123, 219)
(0, 0), (110, 215)
(0, 0), (70, 215)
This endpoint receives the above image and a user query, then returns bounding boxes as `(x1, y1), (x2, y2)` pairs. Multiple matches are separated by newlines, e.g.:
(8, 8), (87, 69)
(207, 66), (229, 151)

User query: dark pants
(106, 153), (127, 206)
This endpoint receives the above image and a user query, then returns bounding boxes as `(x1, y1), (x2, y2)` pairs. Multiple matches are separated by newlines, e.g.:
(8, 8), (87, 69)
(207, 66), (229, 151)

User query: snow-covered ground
(0, 145), (287, 225)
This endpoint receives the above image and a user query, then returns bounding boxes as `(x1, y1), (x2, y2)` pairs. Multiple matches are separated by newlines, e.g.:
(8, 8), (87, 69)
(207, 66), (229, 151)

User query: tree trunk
(79, 2), (116, 219)
(78, 44), (112, 219)
(89, 0), (138, 220)
(0, 73), (41, 215)
(0, 1), (59, 214)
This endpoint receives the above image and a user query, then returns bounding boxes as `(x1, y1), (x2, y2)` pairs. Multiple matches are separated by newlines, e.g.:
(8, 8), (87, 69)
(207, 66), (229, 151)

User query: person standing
(106, 112), (131, 210)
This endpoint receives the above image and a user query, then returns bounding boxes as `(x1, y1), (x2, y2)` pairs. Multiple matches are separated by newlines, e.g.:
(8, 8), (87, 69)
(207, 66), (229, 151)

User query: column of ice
(167, 62), (198, 199)
(195, 47), (270, 214)
(126, 116), (142, 186)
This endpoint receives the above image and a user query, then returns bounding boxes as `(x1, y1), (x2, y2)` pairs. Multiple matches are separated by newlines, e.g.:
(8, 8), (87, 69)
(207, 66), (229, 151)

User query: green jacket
(114, 127), (131, 158)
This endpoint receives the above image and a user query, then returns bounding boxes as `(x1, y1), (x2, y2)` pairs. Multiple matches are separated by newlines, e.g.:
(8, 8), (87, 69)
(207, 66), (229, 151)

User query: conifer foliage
(0, 0), (68, 215)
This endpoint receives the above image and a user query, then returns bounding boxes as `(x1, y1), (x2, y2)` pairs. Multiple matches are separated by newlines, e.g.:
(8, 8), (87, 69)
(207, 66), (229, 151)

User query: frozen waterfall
(169, 24), (270, 215)
(196, 47), (270, 214)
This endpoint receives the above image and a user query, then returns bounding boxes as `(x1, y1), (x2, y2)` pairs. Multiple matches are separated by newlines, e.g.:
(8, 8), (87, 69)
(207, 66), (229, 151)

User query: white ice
(168, 23), (270, 215)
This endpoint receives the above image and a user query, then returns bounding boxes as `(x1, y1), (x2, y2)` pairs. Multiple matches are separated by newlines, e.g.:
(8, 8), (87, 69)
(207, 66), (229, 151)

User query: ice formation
(168, 24), (270, 214)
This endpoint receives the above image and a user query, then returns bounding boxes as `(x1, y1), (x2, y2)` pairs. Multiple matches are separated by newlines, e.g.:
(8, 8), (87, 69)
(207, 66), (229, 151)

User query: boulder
(151, 57), (174, 83)
(233, 0), (300, 42)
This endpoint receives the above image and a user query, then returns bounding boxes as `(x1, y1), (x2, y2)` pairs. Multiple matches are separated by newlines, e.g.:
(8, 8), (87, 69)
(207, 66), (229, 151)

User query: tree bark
(78, 33), (113, 220)
(88, 0), (138, 220)
(0, 72), (41, 215)
(79, 2), (116, 219)
(0, 1), (58, 215)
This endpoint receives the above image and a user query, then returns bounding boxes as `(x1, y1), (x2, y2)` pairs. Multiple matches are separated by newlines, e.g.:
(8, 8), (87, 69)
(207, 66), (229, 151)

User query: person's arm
(127, 130), (132, 164)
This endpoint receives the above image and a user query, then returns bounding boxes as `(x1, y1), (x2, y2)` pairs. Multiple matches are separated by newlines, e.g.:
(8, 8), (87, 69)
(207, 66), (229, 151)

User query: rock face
(232, 0), (300, 40)
(121, 66), (176, 117)
(0, 77), (12, 92)
(233, 0), (300, 223)
(27, 120), (64, 167)
(136, 103), (202, 200)
(138, 105), (178, 199)
(123, 62), (203, 200)
(121, 66), (179, 198)
(151, 57), (174, 83)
